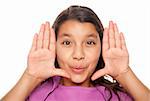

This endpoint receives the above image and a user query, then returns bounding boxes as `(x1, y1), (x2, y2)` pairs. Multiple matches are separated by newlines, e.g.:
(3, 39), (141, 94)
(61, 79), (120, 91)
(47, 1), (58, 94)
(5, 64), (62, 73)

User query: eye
(86, 40), (96, 46)
(62, 40), (71, 46)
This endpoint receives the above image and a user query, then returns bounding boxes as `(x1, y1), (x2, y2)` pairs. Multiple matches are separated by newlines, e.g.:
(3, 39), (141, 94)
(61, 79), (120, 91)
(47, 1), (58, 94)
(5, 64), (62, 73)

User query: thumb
(50, 68), (71, 79)
(91, 68), (107, 81)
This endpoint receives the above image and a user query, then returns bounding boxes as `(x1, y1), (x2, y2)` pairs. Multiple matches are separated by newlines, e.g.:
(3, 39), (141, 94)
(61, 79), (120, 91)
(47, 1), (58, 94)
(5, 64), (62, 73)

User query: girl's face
(56, 20), (101, 86)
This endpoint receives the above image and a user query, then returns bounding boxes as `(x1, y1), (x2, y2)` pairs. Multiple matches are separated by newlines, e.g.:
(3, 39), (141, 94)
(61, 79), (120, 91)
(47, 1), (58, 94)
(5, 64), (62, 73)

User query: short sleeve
(96, 86), (134, 101)
(26, 76), (60, 101)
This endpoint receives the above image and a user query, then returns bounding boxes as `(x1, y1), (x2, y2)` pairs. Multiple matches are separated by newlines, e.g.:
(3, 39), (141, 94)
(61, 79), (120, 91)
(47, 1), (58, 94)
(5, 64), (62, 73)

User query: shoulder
(26, 76), (60, 101)
(117, 91), (134, 101)
(96, 85), (134, 101)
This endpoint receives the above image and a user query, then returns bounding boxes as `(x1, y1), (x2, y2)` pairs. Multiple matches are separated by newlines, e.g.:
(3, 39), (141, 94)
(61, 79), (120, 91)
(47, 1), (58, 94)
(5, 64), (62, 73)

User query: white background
(0, 0), (149, 98)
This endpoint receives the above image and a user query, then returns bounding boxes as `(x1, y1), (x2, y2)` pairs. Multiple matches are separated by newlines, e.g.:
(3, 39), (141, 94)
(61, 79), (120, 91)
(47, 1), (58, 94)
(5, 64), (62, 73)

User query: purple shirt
(26, 76), (133, 101)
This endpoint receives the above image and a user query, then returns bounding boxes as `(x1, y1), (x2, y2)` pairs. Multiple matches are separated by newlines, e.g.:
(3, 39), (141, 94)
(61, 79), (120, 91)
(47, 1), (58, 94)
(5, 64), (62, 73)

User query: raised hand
(91, 21), (129, 80)
(26, 22), (70, 81)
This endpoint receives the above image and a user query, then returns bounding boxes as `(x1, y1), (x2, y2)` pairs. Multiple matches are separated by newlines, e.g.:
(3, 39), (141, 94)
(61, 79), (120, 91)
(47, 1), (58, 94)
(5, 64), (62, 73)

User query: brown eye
(62, 41), (71, 46)
(86, 41), (96, 46)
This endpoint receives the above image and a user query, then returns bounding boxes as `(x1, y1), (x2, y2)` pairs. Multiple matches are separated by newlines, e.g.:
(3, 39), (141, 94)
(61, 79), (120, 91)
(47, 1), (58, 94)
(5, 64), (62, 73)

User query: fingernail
(91, 77), (95, 81)
(104, 27), (108, 30)
(46, 21), (49, 24)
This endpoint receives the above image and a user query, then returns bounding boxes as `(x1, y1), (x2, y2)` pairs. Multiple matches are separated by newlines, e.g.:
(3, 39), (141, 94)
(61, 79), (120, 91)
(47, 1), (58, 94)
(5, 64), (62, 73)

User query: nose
(72, 45), (85, 61)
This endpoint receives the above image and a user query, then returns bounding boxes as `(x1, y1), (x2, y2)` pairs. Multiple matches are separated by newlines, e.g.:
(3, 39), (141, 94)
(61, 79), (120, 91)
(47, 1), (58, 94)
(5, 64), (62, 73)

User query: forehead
(57, 20), (99, 38)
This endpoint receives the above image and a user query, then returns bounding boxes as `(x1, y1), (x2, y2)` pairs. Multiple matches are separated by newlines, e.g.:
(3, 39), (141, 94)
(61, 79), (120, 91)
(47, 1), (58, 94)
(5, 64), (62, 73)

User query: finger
(91, 68), (107, 81)
(43, 22), (50, 49)
(50, 68), (71, 79)
(109, 21), (116, 48)
(120, 32), (127, 50)
(114, 23), (121, 48)
(103, 28), (109, 52)
(37, 24), (45, 49)
(49, 28), (56, 52)
(29, 33), (38, 53)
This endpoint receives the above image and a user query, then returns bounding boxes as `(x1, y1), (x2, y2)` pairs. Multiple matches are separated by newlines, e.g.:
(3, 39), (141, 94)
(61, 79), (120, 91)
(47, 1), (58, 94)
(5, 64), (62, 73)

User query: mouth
(71, 67), (85, 74)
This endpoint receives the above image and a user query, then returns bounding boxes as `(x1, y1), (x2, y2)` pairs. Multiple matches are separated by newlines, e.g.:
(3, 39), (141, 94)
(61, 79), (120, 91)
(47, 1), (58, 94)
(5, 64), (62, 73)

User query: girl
(1, 5), (150, 101)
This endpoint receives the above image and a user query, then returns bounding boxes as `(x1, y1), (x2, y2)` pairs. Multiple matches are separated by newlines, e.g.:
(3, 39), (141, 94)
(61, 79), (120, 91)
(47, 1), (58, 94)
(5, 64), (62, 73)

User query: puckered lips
(71, 65), (86, 74)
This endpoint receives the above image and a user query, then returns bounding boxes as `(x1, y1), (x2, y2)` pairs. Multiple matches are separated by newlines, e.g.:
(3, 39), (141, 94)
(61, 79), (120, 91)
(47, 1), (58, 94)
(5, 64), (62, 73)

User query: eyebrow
(87, 33), (98, 38)
(59, 33), (71, 38)
(59, 33), (98, 38)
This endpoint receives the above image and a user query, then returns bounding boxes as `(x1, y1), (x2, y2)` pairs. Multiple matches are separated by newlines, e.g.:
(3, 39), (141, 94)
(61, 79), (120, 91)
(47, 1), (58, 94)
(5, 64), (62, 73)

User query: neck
(60, 78), (94, 87)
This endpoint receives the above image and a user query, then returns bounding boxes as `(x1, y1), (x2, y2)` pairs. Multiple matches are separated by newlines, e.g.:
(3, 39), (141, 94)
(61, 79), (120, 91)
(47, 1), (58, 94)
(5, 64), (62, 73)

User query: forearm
(1, 70), (42, 101)
(116, 67), (150, 101)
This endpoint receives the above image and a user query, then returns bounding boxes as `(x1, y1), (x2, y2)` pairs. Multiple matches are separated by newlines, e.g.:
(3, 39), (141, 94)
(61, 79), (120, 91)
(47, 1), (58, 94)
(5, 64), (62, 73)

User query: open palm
(26, 22), (70, 81)
(92, 21), (129, 80)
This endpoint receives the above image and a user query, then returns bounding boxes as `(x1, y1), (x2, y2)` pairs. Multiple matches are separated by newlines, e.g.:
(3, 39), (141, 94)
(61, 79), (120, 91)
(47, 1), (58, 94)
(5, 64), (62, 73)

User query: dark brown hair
(52, 5), (128, 101)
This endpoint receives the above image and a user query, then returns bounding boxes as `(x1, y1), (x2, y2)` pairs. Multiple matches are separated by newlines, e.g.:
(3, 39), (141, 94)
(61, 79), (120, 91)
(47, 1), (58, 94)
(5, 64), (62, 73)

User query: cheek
(86, 47), (101, 71)
(56, 45), (72, 68)
(86, 45), (101, 61)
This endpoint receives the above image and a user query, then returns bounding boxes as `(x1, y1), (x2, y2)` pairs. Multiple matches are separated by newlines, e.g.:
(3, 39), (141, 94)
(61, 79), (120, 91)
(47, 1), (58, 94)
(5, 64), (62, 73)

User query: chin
(70, 74), (88, 84)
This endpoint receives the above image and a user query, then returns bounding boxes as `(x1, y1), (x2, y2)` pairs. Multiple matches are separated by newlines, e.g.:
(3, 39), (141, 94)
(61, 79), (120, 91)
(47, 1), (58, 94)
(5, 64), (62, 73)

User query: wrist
(24, 69), (43, 83)
(114, 66), (130, 80)
(19, 70), (43, 94)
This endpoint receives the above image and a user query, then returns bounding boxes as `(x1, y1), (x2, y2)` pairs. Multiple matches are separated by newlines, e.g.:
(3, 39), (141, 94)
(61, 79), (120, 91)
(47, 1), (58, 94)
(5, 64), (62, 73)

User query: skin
(56, 20), (101, 87)
(1, 21), (150, 101)
(91, 21), (129, 79)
